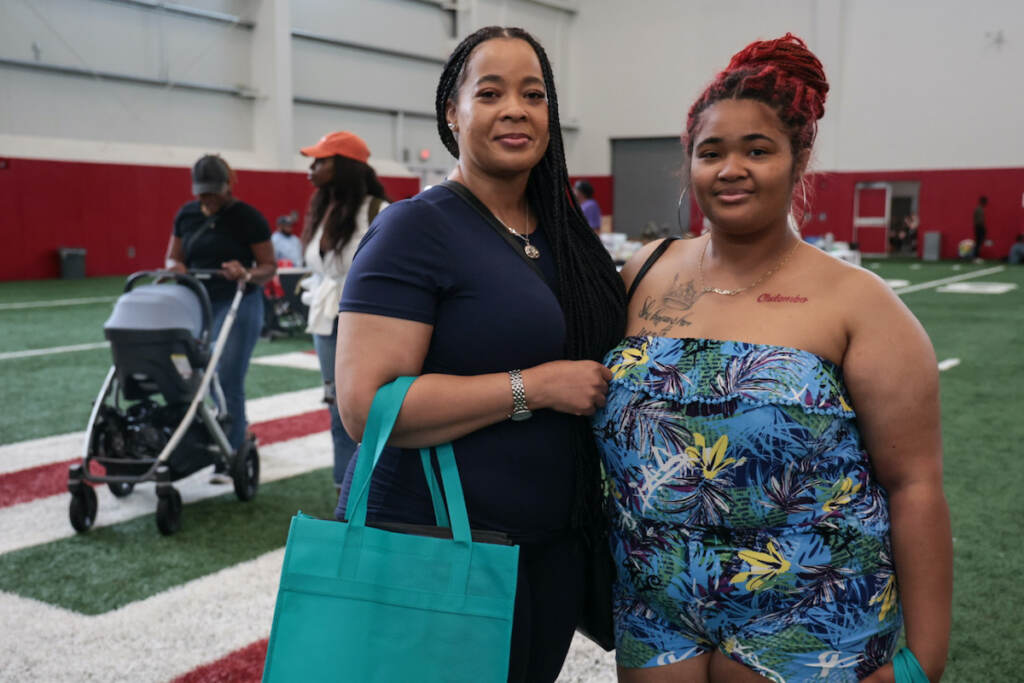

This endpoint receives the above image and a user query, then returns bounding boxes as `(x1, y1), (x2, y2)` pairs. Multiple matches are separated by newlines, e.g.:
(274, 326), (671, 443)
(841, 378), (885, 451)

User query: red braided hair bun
(684, 33), (829, 155)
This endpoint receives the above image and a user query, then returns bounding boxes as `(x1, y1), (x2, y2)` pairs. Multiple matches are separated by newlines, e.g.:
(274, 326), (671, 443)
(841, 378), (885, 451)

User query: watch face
(510, 409), (533, 422)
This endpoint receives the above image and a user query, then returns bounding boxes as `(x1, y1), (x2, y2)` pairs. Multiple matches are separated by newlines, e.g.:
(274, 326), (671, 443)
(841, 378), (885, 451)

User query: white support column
(249, 0), (293, 169)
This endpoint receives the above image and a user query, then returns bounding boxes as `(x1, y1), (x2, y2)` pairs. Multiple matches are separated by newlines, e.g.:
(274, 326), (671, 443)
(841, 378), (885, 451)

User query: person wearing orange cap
(298, 131), (391, 491)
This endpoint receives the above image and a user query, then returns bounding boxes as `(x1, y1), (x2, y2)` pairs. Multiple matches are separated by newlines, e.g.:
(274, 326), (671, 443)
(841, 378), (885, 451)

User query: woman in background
(166, 154), (275, 481)
(299, 131), (390, 492)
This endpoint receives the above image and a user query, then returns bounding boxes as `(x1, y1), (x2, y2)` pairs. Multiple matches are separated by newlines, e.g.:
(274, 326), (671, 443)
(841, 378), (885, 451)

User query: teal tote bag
(262, 377), (519, 683)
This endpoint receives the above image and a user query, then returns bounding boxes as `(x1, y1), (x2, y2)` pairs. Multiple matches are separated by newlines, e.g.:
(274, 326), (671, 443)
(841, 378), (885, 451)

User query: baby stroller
(67, 270), (260, 536)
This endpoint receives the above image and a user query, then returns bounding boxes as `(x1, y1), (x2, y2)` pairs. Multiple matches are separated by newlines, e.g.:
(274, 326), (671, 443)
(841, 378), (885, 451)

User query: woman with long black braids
(334, 26), (625, 682)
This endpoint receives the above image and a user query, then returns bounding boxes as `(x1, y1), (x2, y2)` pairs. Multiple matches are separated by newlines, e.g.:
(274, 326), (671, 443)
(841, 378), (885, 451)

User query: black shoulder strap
(439, 180), (547, 284)
(181, 214), (217, 264)
(626, 237), (680, 301)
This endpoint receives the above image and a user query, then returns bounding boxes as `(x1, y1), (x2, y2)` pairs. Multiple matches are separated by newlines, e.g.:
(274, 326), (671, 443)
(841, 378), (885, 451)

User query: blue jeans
(210, 289), (264, 451)
(314, 319), (358, 486)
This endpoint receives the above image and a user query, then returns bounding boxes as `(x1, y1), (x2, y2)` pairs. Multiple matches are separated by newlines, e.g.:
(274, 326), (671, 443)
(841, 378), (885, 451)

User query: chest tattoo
(756, 293), (809, 303)
(636, 274), (704, 335)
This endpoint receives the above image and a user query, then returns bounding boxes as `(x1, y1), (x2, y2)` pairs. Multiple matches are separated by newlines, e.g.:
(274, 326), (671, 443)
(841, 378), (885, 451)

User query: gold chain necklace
(698, 236), (801, 296)
(497, 204), (539, 259)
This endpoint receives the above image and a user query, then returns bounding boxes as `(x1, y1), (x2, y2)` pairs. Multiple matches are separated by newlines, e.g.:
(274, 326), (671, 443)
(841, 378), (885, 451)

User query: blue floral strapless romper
(592, 336), (902, 682)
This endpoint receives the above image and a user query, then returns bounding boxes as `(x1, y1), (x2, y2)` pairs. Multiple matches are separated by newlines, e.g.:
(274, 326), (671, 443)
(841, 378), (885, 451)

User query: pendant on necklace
(524, 244), (540, 259)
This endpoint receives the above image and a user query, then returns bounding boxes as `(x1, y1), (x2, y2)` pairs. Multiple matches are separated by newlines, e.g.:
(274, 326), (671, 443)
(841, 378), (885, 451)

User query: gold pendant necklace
(498, 204), (539, 259)
(698, 235), (800, 296)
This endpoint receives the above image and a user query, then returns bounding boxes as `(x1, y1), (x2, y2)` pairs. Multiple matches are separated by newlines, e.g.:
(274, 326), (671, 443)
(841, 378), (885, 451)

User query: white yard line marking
(0, 296), (117, 311)
(892, 265), (1005, 295)
(0, 342), (108, 361)
(251, 351), (322, 372)
(0, 431), (331, 555)
(0, 548), (283, 683)
(0, 387), (324, 475)
(938, 358), (961, 372)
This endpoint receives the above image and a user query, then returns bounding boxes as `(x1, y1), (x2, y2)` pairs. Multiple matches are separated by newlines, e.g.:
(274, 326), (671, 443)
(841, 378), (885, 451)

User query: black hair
(302, 155), (390, 253)
(574, 179), (595, 198)
(435, 26), (627, 530)
(979, 196), (988, 205)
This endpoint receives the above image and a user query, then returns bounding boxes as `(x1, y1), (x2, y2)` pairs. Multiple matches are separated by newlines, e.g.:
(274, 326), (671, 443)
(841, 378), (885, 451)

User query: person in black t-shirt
(165, 155), (276, 482)
(335, 28), (625, 683)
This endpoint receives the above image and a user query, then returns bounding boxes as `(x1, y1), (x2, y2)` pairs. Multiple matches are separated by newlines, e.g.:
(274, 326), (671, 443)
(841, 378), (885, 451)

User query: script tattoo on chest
(636, 275), (704, 336)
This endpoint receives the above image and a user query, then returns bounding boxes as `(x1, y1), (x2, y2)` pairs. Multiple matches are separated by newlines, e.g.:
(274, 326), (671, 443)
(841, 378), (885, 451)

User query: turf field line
(0, 341), (109, 361)
(0, 548), (283, 682)
(0, 387), (325, 474)
(892, 265), (1005, 295)
(0, 431), (331, 555)
(0, 296), (117, 311)
(251, 350), (321, 371)
(0, 409), (328, 509)
(938, 358), (961, 371)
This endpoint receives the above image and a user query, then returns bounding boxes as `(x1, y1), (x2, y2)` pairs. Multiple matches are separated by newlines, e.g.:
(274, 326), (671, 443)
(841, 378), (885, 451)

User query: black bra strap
(626, 237), (680, 301)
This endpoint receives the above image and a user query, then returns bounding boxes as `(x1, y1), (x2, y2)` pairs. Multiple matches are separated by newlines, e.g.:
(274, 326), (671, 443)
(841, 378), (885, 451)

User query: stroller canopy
(105, 284), (204, 339)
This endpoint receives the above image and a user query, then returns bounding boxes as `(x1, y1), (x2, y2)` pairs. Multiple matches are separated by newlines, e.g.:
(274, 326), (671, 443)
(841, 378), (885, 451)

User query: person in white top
(299, 131), (390, 490)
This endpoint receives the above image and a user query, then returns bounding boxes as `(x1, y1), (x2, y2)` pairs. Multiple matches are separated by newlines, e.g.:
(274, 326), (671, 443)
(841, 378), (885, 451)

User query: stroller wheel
(232, 438), (260, 502)
(156, 488), (183, 536)
(108, 481), (135, 498)
(69, 485), (98, 533)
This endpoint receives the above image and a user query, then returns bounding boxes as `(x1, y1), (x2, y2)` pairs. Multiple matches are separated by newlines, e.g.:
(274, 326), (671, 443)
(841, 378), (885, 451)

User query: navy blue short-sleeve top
(336, 184), (576, 541)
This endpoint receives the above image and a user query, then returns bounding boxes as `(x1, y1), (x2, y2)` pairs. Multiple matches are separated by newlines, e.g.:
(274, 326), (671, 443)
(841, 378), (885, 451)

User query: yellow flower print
(730, 540), (792, 591)
(869, 574), (898, 621)
(685, 432), (745, 480)
(610, 341), (649, 379)
(839, 394), (853, 412)
(823, 477), (862, 512)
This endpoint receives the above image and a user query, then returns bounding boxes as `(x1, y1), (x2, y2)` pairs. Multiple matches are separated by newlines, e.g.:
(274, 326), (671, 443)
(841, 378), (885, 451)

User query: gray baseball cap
(191, 155), (231, 195)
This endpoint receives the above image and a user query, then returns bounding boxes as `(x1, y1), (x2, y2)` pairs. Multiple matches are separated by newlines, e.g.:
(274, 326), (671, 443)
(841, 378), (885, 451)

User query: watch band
(508, 369), (529, 419)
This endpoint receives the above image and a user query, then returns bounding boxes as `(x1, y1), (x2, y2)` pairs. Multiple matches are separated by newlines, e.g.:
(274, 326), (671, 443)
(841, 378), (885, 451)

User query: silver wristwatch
(508, 369), (532, 422)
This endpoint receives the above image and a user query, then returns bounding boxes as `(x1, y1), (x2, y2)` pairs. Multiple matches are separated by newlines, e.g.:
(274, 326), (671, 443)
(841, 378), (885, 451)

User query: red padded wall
(0, 157), (420, 281)
(689, 167), (1024, 259)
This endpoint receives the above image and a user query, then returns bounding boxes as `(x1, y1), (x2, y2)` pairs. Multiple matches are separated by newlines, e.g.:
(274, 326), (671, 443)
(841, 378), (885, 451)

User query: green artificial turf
(865, 260), (1024, 681)
(0, 468), (338, 615)
(0, 276), (126, 303)
(2, 266), (1023, 678)
(0, 276), (321, 443)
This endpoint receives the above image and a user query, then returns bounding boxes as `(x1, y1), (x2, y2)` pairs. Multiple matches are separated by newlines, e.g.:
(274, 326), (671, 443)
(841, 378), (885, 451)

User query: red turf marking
(0, 409), (330, 509)
(172, 638), (267, 683)
(250, 410), (329, 446)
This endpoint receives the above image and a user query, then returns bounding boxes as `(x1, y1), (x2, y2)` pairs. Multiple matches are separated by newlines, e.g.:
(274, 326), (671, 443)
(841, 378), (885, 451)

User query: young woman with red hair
(593, 35), (951, 682)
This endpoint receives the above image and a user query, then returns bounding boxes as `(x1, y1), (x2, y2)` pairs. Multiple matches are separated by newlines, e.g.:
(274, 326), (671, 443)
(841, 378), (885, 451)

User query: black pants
(507, 534), (585, 683)
(974, 226), (986, 258)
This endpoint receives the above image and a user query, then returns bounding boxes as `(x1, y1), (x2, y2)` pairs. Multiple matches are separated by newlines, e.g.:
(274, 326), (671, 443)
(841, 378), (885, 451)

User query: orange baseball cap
(300, 131), (371, 163)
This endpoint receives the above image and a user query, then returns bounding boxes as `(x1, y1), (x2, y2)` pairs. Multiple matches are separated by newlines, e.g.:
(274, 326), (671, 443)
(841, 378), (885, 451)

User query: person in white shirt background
(298, 131), (390, 492)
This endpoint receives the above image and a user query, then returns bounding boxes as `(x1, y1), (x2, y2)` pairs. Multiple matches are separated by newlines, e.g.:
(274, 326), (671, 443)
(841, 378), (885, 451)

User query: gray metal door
(611, 137), (687, 240)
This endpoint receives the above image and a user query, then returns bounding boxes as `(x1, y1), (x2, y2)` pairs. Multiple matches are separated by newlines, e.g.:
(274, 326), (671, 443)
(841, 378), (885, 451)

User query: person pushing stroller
(164, 154), (276, 482)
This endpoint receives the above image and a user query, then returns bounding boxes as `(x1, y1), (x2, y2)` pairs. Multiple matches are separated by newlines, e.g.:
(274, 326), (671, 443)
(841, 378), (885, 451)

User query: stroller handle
(123, 270), (214, 345)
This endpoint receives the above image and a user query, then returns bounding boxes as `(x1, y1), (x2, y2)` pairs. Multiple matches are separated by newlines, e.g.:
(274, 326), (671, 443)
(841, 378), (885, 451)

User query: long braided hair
(436, 26), (626, 530)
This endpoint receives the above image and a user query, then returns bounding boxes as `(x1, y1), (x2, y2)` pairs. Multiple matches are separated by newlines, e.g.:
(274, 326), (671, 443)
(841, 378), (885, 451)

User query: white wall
(569, 0), (1024, 174)
(2, 0), (1022, 176)
(0, 0), (578, 180)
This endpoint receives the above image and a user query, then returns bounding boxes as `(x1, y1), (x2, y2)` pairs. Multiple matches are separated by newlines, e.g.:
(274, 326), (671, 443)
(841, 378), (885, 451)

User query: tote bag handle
(344, 379), (473, 577)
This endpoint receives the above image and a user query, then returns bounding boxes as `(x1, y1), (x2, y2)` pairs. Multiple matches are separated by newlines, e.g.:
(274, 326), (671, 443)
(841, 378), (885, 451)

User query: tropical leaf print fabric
(593, 336), (901, 682)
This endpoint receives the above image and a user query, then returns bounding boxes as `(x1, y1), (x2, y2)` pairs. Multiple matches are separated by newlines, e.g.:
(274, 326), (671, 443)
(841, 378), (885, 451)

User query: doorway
(611, 137), (688, 240)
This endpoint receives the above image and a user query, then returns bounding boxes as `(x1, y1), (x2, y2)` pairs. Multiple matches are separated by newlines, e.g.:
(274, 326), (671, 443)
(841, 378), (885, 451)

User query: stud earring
(447, 122), (455, 130)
